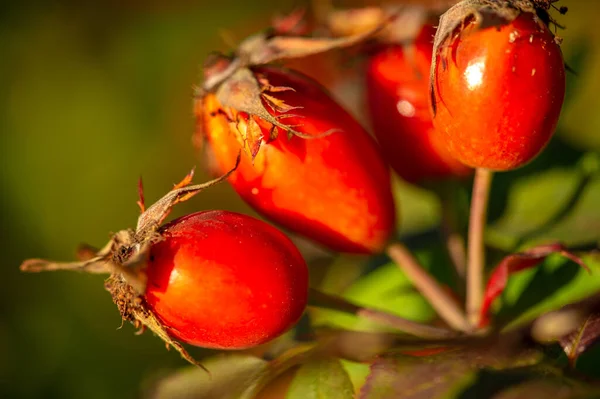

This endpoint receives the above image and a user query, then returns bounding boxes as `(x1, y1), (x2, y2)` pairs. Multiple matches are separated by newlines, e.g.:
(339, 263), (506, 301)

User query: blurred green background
(1, 1), (600, 398)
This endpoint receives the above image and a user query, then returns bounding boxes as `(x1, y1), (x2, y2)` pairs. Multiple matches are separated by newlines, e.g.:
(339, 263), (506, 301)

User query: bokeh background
(1, 1), (600, 398)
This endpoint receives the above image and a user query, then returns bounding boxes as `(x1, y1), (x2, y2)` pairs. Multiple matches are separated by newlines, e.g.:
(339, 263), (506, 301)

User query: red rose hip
(432, 12), (566, 170)
(366, 25), (472, 184)
(198, 66), (396, 254)
(144, 210), (308, 349)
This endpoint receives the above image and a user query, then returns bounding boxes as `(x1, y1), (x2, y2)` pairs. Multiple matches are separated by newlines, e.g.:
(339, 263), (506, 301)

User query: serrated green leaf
(495, 253), (600, 330)
(286, 358), (354, 399)
(144, 354), (268, 399)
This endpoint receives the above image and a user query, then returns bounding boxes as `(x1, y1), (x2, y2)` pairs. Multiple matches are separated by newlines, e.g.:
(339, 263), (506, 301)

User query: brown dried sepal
(429, 0), (560, 114)
(198, 11), (392, 95)
(213, 68), (305, 141)
(325, 4), (439, 45)
(201, 67), (340, 162)
(105, 273), (209, 372)
(19, 162), (239, 367)
(560, 311), (600, 366)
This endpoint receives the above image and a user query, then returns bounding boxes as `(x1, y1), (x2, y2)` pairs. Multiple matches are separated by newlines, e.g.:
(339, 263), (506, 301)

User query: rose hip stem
(466, 168), (494, 326)
(386, 242), (471, 332)
(308, 288), (457, 339)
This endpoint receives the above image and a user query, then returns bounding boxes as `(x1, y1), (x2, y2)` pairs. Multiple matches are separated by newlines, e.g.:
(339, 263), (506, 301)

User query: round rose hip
(432, 12), (566, 170)
(144, 210), (308, 349)
(366, 25), (472, 184)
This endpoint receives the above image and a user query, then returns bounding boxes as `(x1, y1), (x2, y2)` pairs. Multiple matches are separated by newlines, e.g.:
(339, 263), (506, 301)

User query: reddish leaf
(560, 312), (600, 366)
(480, 243), (589, 327)
(359, 342), (542, 399)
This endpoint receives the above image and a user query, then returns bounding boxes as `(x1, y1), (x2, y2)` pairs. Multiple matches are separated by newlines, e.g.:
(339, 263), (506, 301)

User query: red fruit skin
(366, 25), (472, 184)
(432, 13), (566, 171)
(198, 66), (396, 254)
(144, 210), (308, 349)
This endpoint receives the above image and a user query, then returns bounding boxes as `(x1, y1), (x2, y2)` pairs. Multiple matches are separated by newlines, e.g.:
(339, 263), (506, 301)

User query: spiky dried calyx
(19, 162), (239, 367)
(194, 9), (396, 161)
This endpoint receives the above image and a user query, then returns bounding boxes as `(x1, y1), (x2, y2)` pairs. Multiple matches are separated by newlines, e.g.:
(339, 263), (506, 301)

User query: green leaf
(486, 166), (600, 251)
(340, 359), (371, 393)
(393, 177), (441, 235)
(495, 253), (600, 330)
(359, 344), (543, 399)
(286, 357), (354, 399)
(144, 354), (268, 399)
(311, 240), (463, 332)
(311, 261), (436, 332)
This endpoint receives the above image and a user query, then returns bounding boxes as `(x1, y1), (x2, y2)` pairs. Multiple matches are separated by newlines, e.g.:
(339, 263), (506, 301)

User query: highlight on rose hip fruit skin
(366, 24), (472, 184)
(431, 11), (566, 171)
(145, 210), (309, 349)
(198, 66), (396, 254)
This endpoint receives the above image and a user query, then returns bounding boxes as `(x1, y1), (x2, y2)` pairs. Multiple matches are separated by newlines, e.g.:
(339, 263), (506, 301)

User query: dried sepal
(201, 54), (241, 95)
(199, 14), (390, 95)
(19, 165), (240, 368)
(20, 237), (115, 274)
(241, 18), (389, 66)
(261, 93), (302, 114)
(214, 68), (309, 142)
(105, 273), (209, 371)
(137, 176), (146, 213)
(213, 67), (341, 154)
(560, 312), (600, 366)
(134, 156), (239, 239)
(233, 115), (263, 160)
(326, 4), (435, 45)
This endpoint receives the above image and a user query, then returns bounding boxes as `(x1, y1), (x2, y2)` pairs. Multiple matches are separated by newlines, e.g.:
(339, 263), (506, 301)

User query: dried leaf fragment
(560, 312), (600, 366)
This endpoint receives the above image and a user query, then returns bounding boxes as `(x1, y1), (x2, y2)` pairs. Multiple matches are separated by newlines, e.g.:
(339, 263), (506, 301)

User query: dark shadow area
(457, 367), (558, 399)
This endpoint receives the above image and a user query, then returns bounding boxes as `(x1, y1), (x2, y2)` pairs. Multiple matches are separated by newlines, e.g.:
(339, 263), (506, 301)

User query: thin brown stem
(385, 243), (471, 333)
(466, 168), (494, 327)
(308, 288), (457, 339)
(20, 257), (109, 274)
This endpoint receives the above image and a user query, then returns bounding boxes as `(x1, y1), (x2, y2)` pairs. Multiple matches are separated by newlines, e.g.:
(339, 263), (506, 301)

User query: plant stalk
(308, 288), (457, 339)
(466, 168), (494, 327)
(386, 242), (471, 332)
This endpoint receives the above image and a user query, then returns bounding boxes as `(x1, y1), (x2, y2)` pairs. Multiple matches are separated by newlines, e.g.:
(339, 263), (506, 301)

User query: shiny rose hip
(145, 210), (309, 349)
(366, 25), (472, 184)
(431, 12), (566, 171)
(197, 66), (396, 254)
